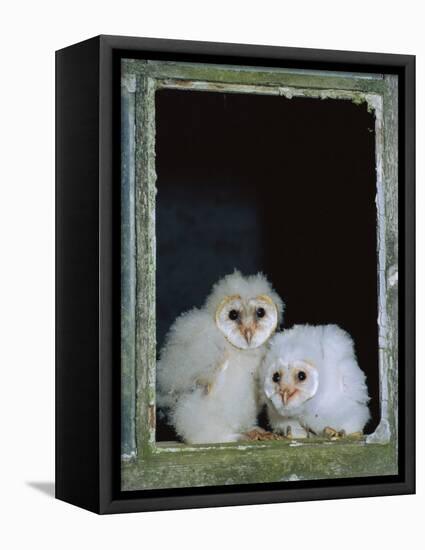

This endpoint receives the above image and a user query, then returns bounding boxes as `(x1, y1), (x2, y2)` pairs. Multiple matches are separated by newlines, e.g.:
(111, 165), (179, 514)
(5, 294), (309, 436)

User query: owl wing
(156, 308), (227, 408)
(323, 325), (370, 405)
(340, 361), (370, 404)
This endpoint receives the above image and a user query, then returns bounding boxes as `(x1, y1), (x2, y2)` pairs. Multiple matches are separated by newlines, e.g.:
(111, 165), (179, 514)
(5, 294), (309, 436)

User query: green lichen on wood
(150, 61), (387, 94)
(121, 72), (137, 458)
(123, 58), (387, 94)
(134, 73), (157, 458)
(158, 78), (378, 110)
(122, 440), (397, 490)
(121, 60), (400, 489)
(365, 75), (398, 448)
(383, 75), (399, 445)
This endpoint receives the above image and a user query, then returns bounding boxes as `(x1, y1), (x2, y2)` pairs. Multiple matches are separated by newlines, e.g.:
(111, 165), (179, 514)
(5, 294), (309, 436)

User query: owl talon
(323, 428), (364, 441)
(244, 428), (286, 441)
(323, 427), (345, 440)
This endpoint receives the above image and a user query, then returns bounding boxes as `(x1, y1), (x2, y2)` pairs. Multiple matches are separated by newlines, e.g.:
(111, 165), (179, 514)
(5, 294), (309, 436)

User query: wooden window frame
(121, 59), (399, 491)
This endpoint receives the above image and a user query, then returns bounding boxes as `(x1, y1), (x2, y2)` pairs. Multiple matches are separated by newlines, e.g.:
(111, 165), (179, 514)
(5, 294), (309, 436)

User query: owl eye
(297, 371), (307, 381)
(228, 309), (239, 321)
(256, 307), (266, 318)
(272, 371), (281, 383)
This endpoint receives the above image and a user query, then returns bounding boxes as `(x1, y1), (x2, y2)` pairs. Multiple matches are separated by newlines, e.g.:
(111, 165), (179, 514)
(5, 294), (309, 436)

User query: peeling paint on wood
(148, 404), (156, 431)
(121, 439), (397, 490)
(121, 60), (399, 489)
(134, 73), (157, 457)
(122, 59), (387, 94)
(121, 72), (137, 458)
(381, 75), (399, 448)
(157, 78), (382, 111)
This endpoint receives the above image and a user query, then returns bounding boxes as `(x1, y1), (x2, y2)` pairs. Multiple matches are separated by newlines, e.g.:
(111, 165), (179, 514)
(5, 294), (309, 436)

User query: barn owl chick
(261, 325), (370, 438)
(156, 271), (284, 444)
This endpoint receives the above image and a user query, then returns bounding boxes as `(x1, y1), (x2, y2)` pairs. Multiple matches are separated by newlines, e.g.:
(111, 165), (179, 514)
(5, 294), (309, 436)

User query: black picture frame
(56, 35), (415, 514)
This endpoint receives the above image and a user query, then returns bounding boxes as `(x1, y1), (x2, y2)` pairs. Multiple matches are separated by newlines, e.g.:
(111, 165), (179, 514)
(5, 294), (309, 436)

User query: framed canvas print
(56, 35), (415, 514)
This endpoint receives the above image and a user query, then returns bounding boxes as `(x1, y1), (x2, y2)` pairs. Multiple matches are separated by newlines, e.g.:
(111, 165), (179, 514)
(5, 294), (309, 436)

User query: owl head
(263, 359), (319, 412)
(206, 271), (284, 350)
(263, 330), (320, 412)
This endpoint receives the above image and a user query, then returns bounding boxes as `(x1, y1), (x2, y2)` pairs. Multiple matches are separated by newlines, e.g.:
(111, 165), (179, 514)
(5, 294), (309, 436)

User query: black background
(155, 88), (379, 440)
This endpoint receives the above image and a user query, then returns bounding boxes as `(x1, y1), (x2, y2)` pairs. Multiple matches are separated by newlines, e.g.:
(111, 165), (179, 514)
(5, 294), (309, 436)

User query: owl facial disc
(264, 359), (319, 412)
(215, 294), (278, 350)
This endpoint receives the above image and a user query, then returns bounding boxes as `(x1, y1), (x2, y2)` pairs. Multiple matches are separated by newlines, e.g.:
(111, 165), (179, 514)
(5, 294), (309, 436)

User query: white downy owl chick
(261, 325), (370, 438)
(157, 271), (284, 444)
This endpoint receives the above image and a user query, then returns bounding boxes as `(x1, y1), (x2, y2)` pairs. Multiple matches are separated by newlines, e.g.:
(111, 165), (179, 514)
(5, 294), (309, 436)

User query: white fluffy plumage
(261, 325), (370, 437)
(156, 271), (284, 444)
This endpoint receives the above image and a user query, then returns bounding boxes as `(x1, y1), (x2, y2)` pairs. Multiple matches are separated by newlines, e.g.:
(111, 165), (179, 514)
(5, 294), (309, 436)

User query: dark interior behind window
(155, 89), (378, 440)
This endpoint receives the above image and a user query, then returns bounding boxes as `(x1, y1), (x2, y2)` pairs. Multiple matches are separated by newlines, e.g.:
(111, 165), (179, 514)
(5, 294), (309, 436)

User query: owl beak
(243, 327), (253, 345)
(280, 387), (298, 405)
